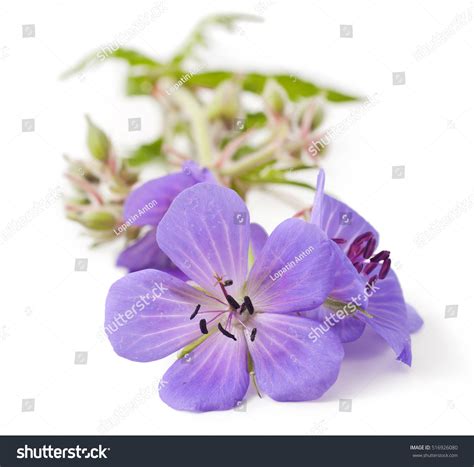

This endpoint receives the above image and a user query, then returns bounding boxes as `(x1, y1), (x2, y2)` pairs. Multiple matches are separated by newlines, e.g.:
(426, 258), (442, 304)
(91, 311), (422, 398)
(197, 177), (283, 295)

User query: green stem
(168, 85), (212, 166)
(220, 124), (288, 177)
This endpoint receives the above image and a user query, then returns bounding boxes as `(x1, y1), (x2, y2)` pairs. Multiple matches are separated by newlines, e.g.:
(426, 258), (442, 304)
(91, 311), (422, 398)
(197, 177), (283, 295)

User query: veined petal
(310, 170), (379, 254)
(247, 313), (344, 401)
(123, 172), (198, 227)
(304, 304), (366, 343)
(116, 229), (187, 280)
(310, 169), (325, 227)
(105, 269), (221, 362)
(328, 240), (366, 304)
(246, 218), (337, 313)
(157, 183), (250, 295)
(362, 270), (411, 364)
(159, 328), (249, 412)
(250, 222), (268, 260)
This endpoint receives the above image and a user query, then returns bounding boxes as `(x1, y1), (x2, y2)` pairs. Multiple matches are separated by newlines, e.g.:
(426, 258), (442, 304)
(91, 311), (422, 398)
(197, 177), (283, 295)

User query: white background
(0, 0), (473, 435)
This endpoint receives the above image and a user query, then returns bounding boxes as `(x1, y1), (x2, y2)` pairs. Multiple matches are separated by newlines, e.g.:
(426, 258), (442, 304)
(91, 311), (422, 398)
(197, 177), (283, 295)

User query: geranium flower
(116, 161), (214, 276)
(306, 170), (423, 365)
(105, 183), (344, 411)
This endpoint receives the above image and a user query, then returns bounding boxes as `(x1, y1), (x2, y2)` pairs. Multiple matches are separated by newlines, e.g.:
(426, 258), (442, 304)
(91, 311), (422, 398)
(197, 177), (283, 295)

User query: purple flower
(307, 170), (423, 365)
(116, 161), (214, 276)
(105, 183), (344, 411)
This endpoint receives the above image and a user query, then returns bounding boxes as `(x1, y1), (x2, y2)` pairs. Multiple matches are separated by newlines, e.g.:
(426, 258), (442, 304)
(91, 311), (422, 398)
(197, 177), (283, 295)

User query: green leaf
(126, 73), (157, 95)
(245, 112), (267, 129)
(171, 14), (262, 65)
(126, 137), (164, 167)
(242, 73), (267, 93)
(187, 71), (233, 88)
(240, 164), (315, 190)
(242, 176), (316, 191)
(274, 74), (321, 100)
(324, 88), (360, 102)
(107, 48), (160, 67)
(232, 145), (258, 161)
(61, 48), (160, 79)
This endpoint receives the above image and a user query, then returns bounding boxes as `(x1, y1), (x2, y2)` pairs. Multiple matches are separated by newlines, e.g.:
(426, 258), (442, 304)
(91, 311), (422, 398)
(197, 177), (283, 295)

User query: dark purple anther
(353, 262), (364, 273)
(363, 237), (376, 259)
(379, 258), (391, 279)
(217, 323), (237, 341)
(244, 296), (254, 314)
(190, 304), (200, 320)
(364, 262), (378, 275)
(226, 294), (240, 310)
(332, 238), (347, 245)
(199, 319), (208, 334)
(370, 250), (390, 263)
(353, 232), (373, 245)
(250, 328), (257, 342)
(348, 242), (365, 261)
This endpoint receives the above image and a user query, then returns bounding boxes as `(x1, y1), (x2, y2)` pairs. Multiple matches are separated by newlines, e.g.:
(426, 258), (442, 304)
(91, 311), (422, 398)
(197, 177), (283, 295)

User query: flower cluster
(104, 168), (423, 412)
(63, 15), (358, 250)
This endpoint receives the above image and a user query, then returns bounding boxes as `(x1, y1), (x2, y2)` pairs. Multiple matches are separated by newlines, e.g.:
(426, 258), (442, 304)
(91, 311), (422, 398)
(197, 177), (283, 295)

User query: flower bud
(262, 79), (288, 115)
(297, 99), (325, 131)
(207, 81), (240, 120)
(82, 211), (117, 231)
(86, 115), (111, 162)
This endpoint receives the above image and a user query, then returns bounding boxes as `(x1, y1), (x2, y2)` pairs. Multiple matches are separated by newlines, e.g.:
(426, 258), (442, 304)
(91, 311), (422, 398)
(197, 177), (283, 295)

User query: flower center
(189, 274), (257, 342)
(332, 231), (391, 291)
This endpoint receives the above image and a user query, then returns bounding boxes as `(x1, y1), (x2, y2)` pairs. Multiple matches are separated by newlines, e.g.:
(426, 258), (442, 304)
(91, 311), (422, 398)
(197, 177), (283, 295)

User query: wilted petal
(246, 218), (337, 313)
(116, 229), (187, 280)
(362, 270), (411, 364)
(310, 169), (379, 254)
(157, 184), (250, 295)
(160, 329), (249, 412)
(250, 223), (268, 260)
(105, 269), (220, 362)
(247, 313), (344, 401)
